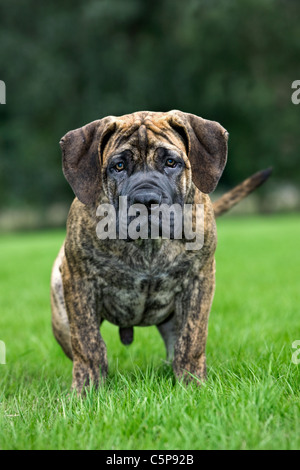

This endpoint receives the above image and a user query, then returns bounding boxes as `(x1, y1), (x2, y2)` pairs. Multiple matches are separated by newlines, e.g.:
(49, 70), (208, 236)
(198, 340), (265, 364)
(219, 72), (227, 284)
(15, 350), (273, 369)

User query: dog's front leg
(62, 259), (107, 393)
(173, 258), (215, 384)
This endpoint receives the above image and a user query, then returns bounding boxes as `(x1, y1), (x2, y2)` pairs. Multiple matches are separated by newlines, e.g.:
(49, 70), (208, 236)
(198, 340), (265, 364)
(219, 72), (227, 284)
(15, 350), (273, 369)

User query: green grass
(0, 214), (299, 450)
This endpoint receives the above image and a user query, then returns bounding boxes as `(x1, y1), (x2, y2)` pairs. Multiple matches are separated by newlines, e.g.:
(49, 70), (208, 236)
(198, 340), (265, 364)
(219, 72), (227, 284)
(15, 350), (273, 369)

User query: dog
(50, 110), (271, 393)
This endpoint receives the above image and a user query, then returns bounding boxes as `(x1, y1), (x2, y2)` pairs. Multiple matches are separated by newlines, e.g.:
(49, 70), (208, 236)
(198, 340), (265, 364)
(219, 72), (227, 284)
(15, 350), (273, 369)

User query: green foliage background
(0, 0), (299, 209)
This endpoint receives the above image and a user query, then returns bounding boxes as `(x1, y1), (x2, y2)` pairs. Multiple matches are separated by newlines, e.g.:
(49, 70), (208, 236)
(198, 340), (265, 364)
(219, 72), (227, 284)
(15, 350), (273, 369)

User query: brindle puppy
(51, 110), (271, 393)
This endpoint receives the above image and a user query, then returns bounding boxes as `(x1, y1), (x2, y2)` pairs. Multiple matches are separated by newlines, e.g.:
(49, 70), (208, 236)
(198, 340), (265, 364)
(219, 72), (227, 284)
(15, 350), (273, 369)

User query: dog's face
(102, 116), (188, 209)
(101, 113), (193, 238)
(60, 111), (228, 237)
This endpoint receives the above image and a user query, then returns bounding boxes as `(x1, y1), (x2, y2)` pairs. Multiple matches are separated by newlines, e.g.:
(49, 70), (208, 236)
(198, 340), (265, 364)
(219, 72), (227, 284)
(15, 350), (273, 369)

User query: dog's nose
(131, 191), (162, 209)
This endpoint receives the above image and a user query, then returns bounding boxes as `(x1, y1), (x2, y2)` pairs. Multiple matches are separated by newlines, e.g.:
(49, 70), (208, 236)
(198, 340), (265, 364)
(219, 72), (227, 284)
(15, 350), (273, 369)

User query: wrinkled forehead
(103, 111), (187, 160)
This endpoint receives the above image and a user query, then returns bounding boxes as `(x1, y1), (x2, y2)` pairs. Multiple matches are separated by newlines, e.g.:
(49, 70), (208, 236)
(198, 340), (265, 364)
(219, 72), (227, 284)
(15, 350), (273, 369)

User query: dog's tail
(213, 168), (272, 218)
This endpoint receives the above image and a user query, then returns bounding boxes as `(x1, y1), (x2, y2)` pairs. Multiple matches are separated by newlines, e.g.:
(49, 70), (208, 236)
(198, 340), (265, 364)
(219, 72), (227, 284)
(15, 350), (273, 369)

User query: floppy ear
(168, 110), (228, 193)
(60, 117), (116, 206)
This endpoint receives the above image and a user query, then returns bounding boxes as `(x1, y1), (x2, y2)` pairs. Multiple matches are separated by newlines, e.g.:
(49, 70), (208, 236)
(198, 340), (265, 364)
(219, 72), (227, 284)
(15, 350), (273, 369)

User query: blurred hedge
(0, 0), (299, 212)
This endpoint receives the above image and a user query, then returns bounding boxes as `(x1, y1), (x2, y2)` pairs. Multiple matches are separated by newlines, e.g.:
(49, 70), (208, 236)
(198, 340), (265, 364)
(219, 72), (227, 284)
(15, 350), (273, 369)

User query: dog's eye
(165, 158), (177, 168)
(115, 162), (125, 172)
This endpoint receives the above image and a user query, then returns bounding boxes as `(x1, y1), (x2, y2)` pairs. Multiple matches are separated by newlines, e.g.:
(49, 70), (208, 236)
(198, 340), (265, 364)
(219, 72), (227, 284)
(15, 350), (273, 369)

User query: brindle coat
(51, 110), (270, 393)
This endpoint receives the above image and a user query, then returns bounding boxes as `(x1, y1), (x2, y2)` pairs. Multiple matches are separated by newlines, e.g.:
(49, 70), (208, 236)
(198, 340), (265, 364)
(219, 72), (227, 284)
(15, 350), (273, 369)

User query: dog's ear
(168, 110), (228, 193)
(60, 117), (116, 206)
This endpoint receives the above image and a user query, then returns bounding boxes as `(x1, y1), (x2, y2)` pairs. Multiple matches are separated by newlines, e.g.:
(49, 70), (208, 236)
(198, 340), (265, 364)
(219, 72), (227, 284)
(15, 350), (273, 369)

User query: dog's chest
(102, 272), (179, 326)
(98, 243), (195, 327)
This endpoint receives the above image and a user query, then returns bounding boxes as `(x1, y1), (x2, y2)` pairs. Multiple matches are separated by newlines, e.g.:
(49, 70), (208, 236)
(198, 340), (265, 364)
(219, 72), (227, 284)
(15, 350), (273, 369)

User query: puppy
(51, 110), (271, 392)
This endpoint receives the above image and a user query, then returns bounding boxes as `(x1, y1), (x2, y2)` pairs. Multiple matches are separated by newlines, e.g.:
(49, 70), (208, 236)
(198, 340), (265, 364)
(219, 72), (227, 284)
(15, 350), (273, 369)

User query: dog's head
(60, 110), (228, 237)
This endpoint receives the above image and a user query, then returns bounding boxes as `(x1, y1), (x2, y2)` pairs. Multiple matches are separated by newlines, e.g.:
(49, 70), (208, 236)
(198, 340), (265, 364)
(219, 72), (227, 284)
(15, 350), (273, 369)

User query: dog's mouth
(98, 171), (186, 241)
(116, 200), (183, 241)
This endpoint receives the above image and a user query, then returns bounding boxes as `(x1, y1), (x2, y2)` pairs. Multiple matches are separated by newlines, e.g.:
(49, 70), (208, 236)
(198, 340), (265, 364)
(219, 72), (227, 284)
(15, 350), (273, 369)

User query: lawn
(0, 214), (299, 450)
